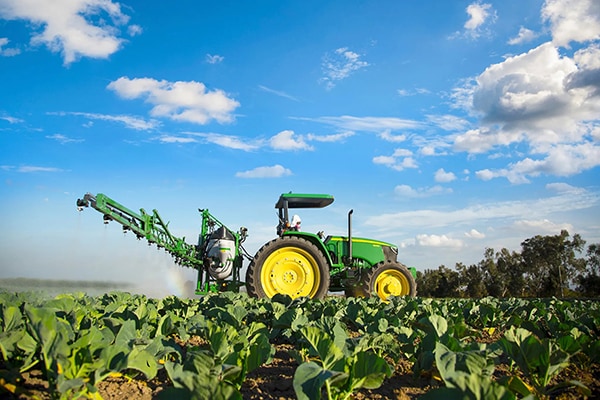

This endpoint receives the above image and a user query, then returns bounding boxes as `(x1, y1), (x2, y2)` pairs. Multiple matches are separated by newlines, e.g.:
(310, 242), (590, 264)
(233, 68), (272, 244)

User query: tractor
(76, 192), (417, 301)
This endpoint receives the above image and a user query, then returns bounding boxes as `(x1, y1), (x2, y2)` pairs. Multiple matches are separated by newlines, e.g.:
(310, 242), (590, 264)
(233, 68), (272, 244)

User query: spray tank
(205, 226), (236, 279)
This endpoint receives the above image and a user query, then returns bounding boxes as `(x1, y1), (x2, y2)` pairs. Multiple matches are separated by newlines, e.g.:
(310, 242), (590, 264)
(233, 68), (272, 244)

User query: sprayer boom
(76, 193), (201, 270)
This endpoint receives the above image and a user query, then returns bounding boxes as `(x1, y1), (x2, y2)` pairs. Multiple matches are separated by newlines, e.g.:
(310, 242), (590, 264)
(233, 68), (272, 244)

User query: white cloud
(107, 77), (240, 125)
(397, 88), (430, 96)
(0, 37), (20, 56)
(259, 85), (298, 101)
(453, 37), (600, 182)
(206, 54), (224, 64)
(46, 133), (83, 143)
(434, 168), (457, 183)
(302, 115), (422, 132)
(513, 219), (574, 234)
(50, 111), (159, 131)
(306, 131), (354, 142)
(452, 2), (496, 40)
(2, 165), (64, 173)
(199, 133), (259, 151)
(475, 143), (600, 184)
(0, 113), (23, 124)
(427, 114), (470, 131)
(378, 129), (406, 142)
(464, 2), (494, 30)
(366, 189), (598, 234)
(542, 0), (600, 47)
(416, 234), (464, 248)
(394, 184), (451, 198)
(235, 165), (292, 178)
(465, 229), (486, 239)
(508, 27), (538, 45)
(127, 25), (143, 37)
(0, 0), (135, 64)
(320, 47), (369, 89)
(156, 136), (197, 144)
(545, 182), (584, 194)
(373, 149), (418, 171)
(270, 130), (313, 151)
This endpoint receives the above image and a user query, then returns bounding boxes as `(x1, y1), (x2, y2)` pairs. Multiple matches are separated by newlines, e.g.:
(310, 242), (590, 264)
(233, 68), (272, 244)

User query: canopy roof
(275, 193), (334, 209)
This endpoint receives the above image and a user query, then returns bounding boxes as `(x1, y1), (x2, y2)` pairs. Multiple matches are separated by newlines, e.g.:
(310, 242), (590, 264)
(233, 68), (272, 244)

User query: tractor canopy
(275, 193), (334, 209)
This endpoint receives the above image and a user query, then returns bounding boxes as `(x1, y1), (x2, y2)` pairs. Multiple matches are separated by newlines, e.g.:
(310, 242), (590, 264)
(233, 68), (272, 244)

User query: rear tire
(246, 236), (330, 300)
(356, 261), (416, 301)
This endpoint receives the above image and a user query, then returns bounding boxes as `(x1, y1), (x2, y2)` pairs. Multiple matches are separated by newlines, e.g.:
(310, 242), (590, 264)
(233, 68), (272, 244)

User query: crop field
(0, 291), (598, 399)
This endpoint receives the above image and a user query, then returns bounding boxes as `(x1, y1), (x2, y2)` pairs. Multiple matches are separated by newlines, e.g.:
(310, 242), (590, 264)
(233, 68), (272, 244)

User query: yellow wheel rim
(375, 269), (410, 301)
(260, 247), (321, 299)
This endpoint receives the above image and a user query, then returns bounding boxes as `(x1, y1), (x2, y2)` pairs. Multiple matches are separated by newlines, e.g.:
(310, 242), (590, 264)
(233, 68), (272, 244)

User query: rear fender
(281, 231), (334, 267)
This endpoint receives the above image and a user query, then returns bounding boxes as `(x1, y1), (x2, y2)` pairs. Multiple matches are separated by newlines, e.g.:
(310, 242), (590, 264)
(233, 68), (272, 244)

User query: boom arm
(76, 193), (202, 270)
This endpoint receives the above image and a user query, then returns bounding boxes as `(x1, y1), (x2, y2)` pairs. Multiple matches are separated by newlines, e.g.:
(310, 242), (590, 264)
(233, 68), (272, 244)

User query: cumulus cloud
(542, 0), (600, 47)
(0, 0), (135, 64)
(475, 143), (600, 184)
(434, 168), (457, 183)
(269, 130), (313, 151)
(453, 36), (600, 182)
(465, 2), (494, 30)
(508, 27), (538, 45)
(416, 234), (464, 248)
(464, 229), (486, 239)
(320, 47), (369, 90)
(373, 149), (418, 171)
(235, 164), (292, 178)
(107, 77), (240, 125)
(450, 2), (496, 40)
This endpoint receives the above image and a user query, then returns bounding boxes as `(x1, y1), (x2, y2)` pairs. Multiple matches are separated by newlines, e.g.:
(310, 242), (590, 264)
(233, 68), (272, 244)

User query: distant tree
(455, 262), (487, 298)
(520, 230), (586, 297)
(495, 248), (527, 297)
(416, 265), (460, 298)
(576, 243), (600, 297)
(473, 247), (525, 297)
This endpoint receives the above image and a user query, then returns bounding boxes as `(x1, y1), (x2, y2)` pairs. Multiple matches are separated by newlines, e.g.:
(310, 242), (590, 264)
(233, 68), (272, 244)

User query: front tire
(357, 261), (417, 301)
(246, 236), (330, 299)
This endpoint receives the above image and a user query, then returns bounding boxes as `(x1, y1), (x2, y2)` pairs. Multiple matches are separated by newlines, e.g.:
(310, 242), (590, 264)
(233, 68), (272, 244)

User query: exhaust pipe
(348, 209), (353, 263)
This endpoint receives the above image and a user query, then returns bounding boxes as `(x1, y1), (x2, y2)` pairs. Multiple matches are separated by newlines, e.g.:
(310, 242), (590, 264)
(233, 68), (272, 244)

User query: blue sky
(1, 0), (599, 296)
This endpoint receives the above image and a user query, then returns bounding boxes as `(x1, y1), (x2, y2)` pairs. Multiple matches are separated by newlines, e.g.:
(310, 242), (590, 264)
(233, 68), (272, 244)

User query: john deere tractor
(76, 192), (416, 301)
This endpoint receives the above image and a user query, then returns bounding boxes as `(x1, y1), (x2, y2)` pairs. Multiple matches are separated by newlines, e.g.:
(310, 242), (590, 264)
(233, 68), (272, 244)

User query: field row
(1, 291), (599, 399)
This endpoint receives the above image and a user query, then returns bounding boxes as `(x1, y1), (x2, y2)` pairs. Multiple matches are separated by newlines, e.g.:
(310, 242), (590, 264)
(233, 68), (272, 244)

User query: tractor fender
(282, 231), (334, 267)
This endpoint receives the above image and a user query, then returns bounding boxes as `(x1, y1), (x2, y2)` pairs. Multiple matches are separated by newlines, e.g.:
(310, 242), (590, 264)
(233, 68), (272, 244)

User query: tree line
(415, 230), (600, 298)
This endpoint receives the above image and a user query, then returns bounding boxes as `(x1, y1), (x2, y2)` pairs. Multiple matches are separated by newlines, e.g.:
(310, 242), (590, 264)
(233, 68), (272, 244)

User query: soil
(5, 342), (599, 399)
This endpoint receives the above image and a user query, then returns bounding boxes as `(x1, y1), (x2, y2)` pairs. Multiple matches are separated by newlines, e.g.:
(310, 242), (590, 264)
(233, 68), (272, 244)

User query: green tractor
(76, 192), (416, 301)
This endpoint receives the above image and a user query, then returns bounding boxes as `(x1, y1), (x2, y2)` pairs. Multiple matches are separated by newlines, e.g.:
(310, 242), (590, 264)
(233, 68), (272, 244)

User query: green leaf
(127, 346), (157, 380)
(293, 361), (337, 400)
(1, 305), (23, 332)
(300, 325), (345, 371)
(349, 351), (392, 390)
